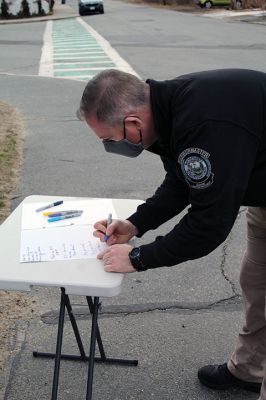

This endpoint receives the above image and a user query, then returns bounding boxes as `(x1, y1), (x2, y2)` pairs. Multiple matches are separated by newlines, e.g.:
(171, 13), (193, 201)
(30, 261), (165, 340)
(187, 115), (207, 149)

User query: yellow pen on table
(43, 210), (83, 217)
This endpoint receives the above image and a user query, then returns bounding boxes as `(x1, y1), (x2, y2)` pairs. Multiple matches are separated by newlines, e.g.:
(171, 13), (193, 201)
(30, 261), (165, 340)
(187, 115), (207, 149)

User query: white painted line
(54, 60), (114, 65)
(54, 66), (112, 72)
(54, 46), (104, 54)
(52, 36), (94, 39)
(53, 41), (98, 45)
(54, 53), (104, 57)
(38, 21), (53, 77)
(53, 45), (102, 49)
(54, 45), (101, 53)
(77, 17), (139, 77)
(54, 50), (105, 54)
(52, 35), (89, 39)
(54, 50), (109, 58)
(53, 38), (96, 43)
(53, 43), (98, 47)
(54, 56), (105, 59)
(53, 39), (90, 42)
(54, 56), (109, 60)
(53, 55), (106, 60)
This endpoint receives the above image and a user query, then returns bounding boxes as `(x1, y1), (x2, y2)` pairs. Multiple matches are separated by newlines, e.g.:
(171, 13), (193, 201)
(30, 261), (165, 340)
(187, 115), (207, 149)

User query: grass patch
(0, 102), (33, 394)
(0, 101), (24, 223)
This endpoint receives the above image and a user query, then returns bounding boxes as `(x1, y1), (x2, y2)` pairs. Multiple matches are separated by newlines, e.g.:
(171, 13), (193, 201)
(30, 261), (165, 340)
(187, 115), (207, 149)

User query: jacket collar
(146, 78), (177, 157)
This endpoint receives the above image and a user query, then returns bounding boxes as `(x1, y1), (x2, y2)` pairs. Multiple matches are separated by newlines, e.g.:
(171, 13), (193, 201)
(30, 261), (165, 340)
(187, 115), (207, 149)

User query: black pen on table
(35, 200), (63, 212)
(104, 213), (112, 242)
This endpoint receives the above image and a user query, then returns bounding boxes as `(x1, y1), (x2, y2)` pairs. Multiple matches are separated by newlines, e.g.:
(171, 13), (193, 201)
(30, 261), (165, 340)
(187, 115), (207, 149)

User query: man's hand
(93, 219), (138, 245)
(97, 244), (136, 273)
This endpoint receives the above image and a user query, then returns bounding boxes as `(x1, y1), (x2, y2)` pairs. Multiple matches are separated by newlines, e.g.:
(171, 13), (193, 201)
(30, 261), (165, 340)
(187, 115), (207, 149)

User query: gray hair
(77, 69), (148, 126)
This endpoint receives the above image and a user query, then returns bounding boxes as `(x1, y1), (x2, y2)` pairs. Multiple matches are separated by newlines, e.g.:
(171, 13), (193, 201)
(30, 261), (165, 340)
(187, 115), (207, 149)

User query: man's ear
(124, 115), (142, 131)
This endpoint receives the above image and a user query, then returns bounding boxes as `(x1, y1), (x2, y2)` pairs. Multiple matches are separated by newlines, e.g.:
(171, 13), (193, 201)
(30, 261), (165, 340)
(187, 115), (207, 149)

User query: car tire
(100, 6), (104, 13)
(205, 0), (212, 7)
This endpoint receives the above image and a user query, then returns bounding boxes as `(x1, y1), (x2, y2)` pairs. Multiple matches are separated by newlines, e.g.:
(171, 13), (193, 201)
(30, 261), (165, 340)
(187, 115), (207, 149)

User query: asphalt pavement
(0, 2), (265, 400)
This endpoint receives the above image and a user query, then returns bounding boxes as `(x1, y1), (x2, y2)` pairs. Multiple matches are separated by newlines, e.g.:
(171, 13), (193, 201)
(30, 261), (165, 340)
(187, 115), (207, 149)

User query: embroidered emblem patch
(178, 148), (214, 189)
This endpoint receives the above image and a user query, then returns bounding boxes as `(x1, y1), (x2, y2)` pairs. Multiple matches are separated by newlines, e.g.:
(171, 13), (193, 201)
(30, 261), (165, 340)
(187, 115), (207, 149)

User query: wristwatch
(129, 247), (147, 272)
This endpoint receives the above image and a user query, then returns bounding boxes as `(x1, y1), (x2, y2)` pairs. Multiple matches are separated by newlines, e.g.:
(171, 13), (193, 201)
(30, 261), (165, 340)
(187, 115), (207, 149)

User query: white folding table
(0, 195), (142, 399)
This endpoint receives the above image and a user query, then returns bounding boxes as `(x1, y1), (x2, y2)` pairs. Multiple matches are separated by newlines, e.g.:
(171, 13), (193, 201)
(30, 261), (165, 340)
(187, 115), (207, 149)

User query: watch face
(129, 247), (147, 271)
(131, 247), (140, 259)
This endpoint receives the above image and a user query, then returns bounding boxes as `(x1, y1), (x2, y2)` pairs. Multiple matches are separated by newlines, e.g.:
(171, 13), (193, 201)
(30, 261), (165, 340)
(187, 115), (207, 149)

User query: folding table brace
(33, 287), (138, 400)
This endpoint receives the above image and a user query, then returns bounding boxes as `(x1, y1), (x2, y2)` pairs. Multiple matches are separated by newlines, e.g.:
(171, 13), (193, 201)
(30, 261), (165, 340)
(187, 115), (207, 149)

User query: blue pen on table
(48, 212), (82, 223)
(36, 200), (63, 212)
(104, 213), (112, 242)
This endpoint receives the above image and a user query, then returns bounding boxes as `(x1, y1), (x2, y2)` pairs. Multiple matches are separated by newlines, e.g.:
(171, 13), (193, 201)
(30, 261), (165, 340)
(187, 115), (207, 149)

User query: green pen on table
(104, 213), (112, 242)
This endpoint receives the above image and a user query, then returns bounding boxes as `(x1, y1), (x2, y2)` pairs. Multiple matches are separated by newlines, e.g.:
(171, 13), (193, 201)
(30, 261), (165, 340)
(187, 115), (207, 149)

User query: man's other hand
(97, 244), (136, 273)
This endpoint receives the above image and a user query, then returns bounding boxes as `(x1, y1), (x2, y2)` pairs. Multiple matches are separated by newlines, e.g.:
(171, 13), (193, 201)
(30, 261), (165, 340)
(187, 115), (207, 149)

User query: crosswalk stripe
(53, 54), (107, 57)
(54, 61), (115, 67)
(54, 64), (115, 71)
(54, 67), (115, 72)
(54, 60), (111, 67)
(53, 56), (106, 61)
(39, 18), (138, 81)
(54, 50), (102, 54)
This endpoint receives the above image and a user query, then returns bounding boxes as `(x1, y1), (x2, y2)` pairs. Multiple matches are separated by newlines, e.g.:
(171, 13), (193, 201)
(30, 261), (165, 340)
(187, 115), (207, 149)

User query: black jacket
(127, 69), (266, 269)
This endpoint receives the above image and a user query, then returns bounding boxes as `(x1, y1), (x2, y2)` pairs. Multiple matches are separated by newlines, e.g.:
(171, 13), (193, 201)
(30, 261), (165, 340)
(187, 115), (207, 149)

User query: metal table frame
(34, 287), (138, 400)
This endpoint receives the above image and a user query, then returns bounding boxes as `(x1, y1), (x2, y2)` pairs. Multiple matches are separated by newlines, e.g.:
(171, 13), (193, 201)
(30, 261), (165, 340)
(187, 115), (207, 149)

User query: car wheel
(205, 0), (212, 7)
(100, 6), (104, 13)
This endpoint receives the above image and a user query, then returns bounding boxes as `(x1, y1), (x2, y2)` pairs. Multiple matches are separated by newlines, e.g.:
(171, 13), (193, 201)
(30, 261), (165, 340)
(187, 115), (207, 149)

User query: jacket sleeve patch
(178, 147), (214, 189)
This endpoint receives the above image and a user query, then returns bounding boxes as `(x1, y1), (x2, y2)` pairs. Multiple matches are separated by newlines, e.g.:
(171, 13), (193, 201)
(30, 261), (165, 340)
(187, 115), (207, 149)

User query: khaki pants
(227, 207), (266, 400)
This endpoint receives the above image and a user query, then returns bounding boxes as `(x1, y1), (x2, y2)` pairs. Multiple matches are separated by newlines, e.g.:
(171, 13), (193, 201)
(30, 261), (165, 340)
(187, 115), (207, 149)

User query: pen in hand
(104, 213), (112, 242)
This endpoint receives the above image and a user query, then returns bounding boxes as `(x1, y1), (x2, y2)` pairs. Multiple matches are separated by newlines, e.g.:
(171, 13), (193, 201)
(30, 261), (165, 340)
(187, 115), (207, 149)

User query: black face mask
(102, 119), (144, 158)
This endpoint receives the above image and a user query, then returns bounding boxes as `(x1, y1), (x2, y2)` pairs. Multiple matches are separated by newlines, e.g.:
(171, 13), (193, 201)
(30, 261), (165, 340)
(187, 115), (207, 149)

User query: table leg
(86, 296), (106, 361)
(51, 288), (66, 400)
(64, 292), (86, 359)
(86, 296), (100, 400)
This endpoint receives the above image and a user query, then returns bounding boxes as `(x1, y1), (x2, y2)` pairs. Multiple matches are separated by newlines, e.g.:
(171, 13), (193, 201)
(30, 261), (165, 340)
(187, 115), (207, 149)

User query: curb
(202, 9), (266, 18)
(0, 15), (78, 24)
(0, 4), (78, 24)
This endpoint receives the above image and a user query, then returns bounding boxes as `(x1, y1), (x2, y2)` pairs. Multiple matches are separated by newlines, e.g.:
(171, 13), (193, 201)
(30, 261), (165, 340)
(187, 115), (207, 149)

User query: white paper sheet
(20, 199), (116, 263)
(20, 225), (107, 263)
